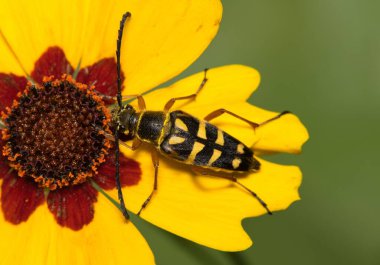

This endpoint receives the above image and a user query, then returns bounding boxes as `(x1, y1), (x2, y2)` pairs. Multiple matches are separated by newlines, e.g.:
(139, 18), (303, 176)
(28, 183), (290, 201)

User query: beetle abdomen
(160, 111), (260, 172)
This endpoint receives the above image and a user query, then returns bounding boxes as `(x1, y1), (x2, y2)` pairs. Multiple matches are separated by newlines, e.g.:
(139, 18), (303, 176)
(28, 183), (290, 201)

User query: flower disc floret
(1, 75), (112, 190)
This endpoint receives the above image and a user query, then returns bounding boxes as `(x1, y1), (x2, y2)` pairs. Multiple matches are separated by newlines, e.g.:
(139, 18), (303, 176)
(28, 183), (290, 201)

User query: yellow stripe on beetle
(197, 121), (207, 139)
(232, 158), (242, 169)
(215, 129), (224, 146)
(187, 141), (205, 162)
(175, 118), (188, 132)
(168, 135), (186, 145)
(237, 144), (245, 154)
(208, 149), (222, 165)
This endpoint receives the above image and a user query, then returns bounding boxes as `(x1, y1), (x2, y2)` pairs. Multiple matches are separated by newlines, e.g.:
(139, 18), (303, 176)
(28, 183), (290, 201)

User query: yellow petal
(117, 65), (306, 250)
(0, 0), (88, 74)
(110, 0), (222, 94)
(131, 65), (309, 154)
(1, 0), (222, 93)
(117, 147), (302, 251)
(0, 30), (23, 74)
(0, 182), (155, 265)
(0, 0), (129, 74)
(138, 65), (260, 109)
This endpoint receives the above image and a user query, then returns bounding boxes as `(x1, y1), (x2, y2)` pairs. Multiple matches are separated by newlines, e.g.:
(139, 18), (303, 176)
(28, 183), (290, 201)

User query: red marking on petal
(0, 159), (8, 179)
(0, 73), (27, 112)
(31, 46), (73, 84)
(47, 182), (97, 230)
(76, 58), (124, 100)
(0, 141), (10, 179)
(1, 172), (44, 224)
(94, 151), (141, 190)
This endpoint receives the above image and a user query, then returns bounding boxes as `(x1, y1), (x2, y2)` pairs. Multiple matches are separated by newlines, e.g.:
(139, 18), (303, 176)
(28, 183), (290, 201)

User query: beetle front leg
(163, 68), (208, 112)
(137, 149), (159, 216)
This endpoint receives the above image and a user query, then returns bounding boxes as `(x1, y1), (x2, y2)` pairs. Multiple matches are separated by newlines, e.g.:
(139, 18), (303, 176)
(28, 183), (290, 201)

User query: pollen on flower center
(1, 75), (112, 190)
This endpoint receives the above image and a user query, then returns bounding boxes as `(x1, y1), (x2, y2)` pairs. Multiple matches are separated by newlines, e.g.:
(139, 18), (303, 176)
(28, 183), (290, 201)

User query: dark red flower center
(2, 75), (112, 190)
(0, 46), (141, 231)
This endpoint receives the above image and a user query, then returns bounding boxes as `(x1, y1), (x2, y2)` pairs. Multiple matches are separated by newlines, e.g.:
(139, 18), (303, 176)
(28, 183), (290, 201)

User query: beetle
(110, 12), (289, 219)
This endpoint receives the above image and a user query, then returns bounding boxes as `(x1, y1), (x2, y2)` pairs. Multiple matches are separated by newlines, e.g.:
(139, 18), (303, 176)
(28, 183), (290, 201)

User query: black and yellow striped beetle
(110, 12), (289, 219)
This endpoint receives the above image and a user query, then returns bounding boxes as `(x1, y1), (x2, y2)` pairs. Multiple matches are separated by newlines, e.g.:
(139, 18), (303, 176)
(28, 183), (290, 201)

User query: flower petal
(133, 65), (309, 154)
(142, 65), (261, 109)
(1, 0), (221, 92)
(115, 65), (306, 250)
(0, 73), (27, 112)
(0, 185), (155, 264)
(0, 141), (8, 178)
(1, 172), (44, 224)
(47, 182), (97, 231)
(97, 0), (222, 94)
(31, 46), (74, 84)
(0, 0), (88, 74)
(76, 58), (123, 99)
(118, 147), (302, 251)
(0, 159), (8, 179)
(94, 151), (141, 190)
(0, 32), (23, 74)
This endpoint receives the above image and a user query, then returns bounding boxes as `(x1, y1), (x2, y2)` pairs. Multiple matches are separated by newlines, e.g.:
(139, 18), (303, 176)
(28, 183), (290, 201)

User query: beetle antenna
(115, 12), (131, 220)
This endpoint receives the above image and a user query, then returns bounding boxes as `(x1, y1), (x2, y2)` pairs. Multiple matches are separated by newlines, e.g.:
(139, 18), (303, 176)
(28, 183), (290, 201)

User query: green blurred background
(132, 1), (380, 264)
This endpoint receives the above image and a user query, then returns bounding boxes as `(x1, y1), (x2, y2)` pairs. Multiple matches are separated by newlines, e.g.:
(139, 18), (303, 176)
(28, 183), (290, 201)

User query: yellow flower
(120, 65), (308, 251)
(0, 1), (308, 265)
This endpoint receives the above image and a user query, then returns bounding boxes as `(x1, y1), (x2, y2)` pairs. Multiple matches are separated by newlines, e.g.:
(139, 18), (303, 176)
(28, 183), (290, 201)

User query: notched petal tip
(255, 159), (303, 214)
(252, 110), (309, 155)
(281, 113), (310, 154)
(47, 182), (98, 230)
(1, 172), (45, 224)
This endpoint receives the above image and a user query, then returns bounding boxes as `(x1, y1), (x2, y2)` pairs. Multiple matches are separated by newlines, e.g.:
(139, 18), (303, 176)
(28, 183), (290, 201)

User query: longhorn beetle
(110, 12), (290, 219)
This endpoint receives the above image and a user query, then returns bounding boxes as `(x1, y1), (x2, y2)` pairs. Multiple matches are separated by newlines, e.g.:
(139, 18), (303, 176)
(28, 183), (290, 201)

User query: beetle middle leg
(137, 149), (159, 216)
(163, 68), (208, 112)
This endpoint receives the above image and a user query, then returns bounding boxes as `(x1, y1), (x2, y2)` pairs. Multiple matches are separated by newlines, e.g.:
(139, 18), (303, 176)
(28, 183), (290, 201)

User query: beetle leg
(137, 149), (159, 216)
(91, 92), (116, 104)
(227, 175), (272, 215)
(131, 138), (142, 150)
(103, 133), (142, 150)
(163, 68), (208, 112)
(191, 166), (272, 215)
(92, 93), (147, 111)
(204, 108), (259, 129)
(120, 94), (146, 111)
(204, 109), (290, 129)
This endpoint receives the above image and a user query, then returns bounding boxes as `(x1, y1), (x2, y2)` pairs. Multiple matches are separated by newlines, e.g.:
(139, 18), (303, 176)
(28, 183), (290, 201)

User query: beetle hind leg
(204, 109), (290, 129)
(192, 167), (272, 215)
(229, 175), (272, 215)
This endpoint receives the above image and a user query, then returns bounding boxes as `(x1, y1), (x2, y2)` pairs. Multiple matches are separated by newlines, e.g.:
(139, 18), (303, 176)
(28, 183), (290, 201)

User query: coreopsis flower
(0, 0), (308, 264)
